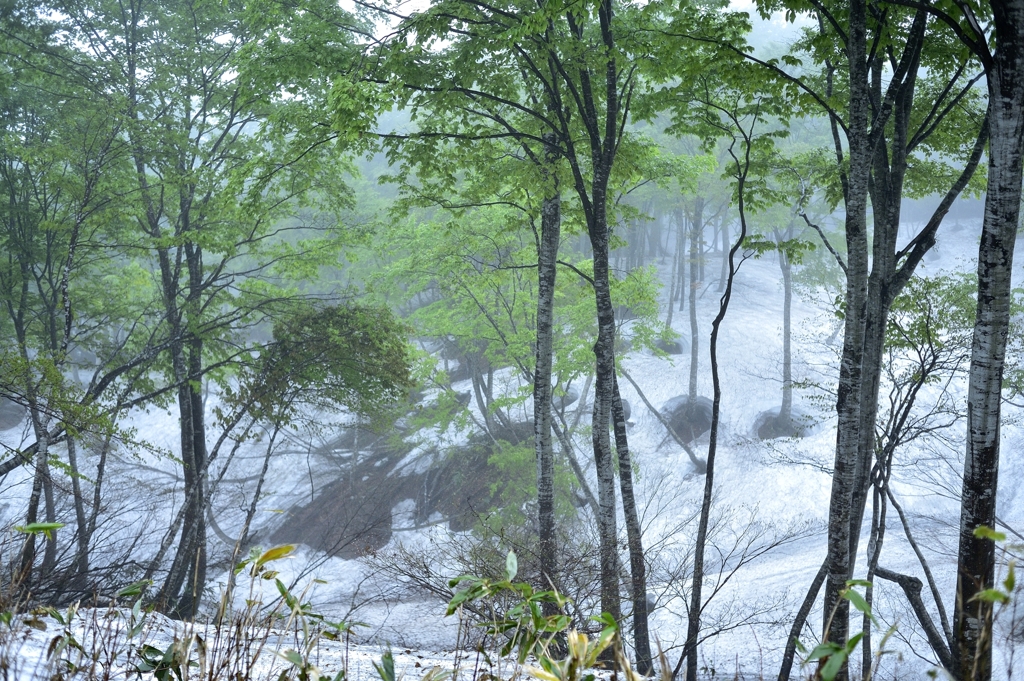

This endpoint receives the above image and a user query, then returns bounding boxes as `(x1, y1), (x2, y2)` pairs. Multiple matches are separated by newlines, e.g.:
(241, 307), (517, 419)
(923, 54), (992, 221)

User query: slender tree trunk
(861, 478), (888, 680)
(688, 199), (702, 402)
(666, 231), (678, 328)
(774, 227), (794, 424)
(41, 461), (57, 576)
(611, 374), (651, 673)
(684, 170), (747, 681)
(535, 134), (561, 598)
(86, 433), (113, 564)
(18, 446), (47, 586)
(590, 178), (621, 626)
(955, 6), (1024, 678)
(67, 436), (90, 588)
(678, 210), (687, 314)
(717, 219), (728, 293)
(778, 561), (828, 681)
(220, 422), (280, 622)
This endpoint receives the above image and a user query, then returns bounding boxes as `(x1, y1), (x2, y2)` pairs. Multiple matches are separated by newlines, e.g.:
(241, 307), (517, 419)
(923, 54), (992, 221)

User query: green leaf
(372, 649), (397, 681)
(843, 589), (877, 626)
(845, 579), (873, 588)
(117, 579), (152, 598)
(804, 642), (842, 663)
(974, 525), (1007, 542)
(506, 551), (518, 581)
(820, 647), (848, 681)
(971, 588), (1010, 605)
(15, 522), (64, 539)
(256, 544), (296, 567)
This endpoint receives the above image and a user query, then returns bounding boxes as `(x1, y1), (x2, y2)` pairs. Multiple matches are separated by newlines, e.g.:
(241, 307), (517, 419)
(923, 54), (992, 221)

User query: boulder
(552, 387), (580, 411)
(655, 337), (687, 355)
(0, 397), (25, 431)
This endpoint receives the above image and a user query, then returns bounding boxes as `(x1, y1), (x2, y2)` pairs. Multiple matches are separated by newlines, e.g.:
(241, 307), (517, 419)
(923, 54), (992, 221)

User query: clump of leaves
(237, 302), (414, 424)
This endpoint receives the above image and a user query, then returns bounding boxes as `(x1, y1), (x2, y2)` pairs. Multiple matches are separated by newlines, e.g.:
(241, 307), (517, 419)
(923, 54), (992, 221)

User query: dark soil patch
(655, 338), (687, 355)
(661, 395), (713, 443)
(270, 421), (535, 556)
(753, 407), (810, 440)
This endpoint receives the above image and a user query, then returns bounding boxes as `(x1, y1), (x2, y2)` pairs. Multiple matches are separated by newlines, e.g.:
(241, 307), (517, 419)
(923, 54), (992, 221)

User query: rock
(655, 337), (687, 355)
(0, 397), (25, 431)
(552, 387), (580, 411)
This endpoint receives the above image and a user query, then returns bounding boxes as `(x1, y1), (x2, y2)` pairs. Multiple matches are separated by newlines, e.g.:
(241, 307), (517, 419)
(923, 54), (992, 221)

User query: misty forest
(1, 0), (1024, 680)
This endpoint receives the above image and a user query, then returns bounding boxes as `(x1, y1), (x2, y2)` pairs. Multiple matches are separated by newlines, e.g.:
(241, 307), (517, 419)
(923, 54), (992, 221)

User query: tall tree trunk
(955, 5), (1024, 678)
(778, 561), (828, 681)
(220, 421), (280, 623)
(179, 337), (208, 617)
(41, 460), (57, 576)
(684, 165), (747, 681)
(589, 177), (621, 626)
(688, 199), (703, 402)
(534, 133), (561, 599)
(773, 226), (794, 424)
(822, 2), (872, 667)
(717, 218), (728, 293)
(678, 210), (687, 314)
(18, 447), (47, 586)
(611, 374), (651, 673)
(67, 436), (90, 589)
(666, 226), (679, 328)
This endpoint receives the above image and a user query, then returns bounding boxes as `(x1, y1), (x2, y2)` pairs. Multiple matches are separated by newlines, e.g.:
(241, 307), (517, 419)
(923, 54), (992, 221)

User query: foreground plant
(800, 580), (895, 681)
(446, 551), (641, 681)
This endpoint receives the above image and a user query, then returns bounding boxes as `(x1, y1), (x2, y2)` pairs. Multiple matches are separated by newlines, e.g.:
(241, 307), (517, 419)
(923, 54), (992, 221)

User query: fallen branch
(618, 366), (706, 473)
(874, 565), (955, 673)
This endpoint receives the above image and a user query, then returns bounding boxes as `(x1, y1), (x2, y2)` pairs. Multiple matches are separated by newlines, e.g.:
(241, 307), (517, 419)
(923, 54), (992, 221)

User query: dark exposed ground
(270, 420), (535, 558)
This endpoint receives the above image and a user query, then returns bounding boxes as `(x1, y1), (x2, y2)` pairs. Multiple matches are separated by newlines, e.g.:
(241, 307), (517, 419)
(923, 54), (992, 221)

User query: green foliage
(135, 638), (203, 681)
(14, 522), (64, 540)
(446, 553), (628, 681)
(970, 526), (1020, 607)
(525, 624), (620, 681)
(256, 303), (414, 420)
(802, 581), (895, 681)
(446, 551), (573, 662)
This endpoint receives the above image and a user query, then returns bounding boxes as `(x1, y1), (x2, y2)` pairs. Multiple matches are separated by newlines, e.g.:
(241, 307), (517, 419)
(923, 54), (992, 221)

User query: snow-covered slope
(2, 217), (1022, 680)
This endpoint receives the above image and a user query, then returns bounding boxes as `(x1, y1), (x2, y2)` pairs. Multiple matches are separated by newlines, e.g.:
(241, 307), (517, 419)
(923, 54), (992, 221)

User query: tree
(352, 1), (719, 666)
(929, 2), (1024, 678)
(0, 41), (141, 593)
(684, 6), (991, 677)
(5, 0), (365, 615)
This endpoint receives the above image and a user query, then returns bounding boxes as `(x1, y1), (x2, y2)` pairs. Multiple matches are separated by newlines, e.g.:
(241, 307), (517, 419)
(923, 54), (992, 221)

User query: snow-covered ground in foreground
(3, 216), (1024, 680)
(2, 604), (547, 681)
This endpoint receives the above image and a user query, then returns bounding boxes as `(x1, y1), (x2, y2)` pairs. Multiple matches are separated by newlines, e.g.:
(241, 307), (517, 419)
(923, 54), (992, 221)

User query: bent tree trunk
(955, 5), (1024, 678)
(684, 165), (748, 681)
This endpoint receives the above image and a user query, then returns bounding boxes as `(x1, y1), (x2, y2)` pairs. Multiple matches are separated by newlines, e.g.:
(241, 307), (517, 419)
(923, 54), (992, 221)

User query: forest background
(1, 0), (1023, 680)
